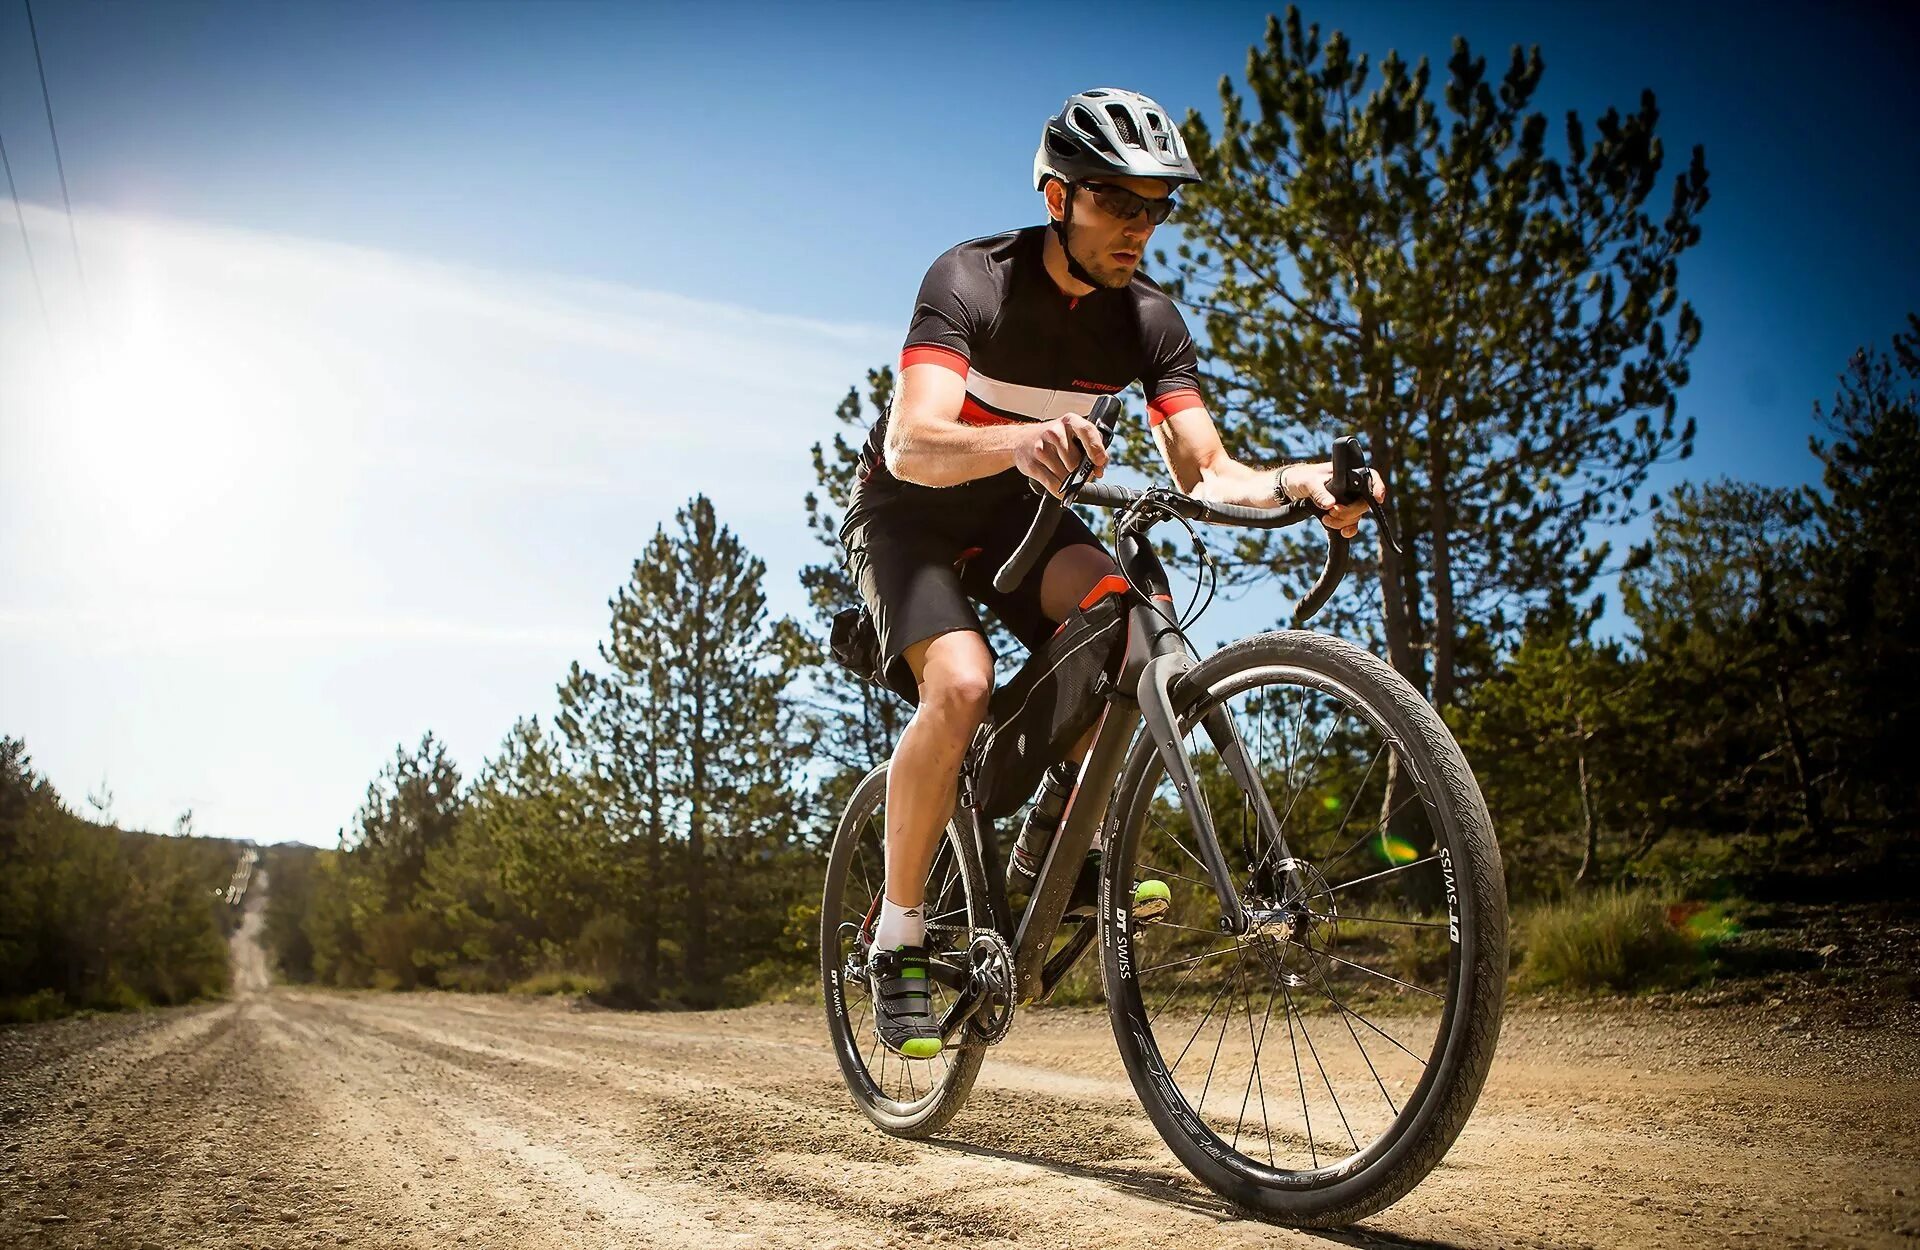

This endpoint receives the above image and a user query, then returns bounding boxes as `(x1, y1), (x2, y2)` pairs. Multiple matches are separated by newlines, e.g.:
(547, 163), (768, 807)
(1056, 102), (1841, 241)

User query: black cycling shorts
(840, 490), (1106, 697)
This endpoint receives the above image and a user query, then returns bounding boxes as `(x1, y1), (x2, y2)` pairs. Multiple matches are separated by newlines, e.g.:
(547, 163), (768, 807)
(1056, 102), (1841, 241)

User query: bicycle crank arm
(1138, 653), (1249, 935)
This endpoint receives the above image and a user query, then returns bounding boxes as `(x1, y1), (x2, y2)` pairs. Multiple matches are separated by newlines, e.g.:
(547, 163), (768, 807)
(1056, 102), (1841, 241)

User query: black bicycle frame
(940, 523), (1304, 1022)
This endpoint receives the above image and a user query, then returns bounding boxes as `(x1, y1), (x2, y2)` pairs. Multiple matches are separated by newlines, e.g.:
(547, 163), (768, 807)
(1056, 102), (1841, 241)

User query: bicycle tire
(821, 762), (989, 1138)
(1100, 630), (1506, 1225)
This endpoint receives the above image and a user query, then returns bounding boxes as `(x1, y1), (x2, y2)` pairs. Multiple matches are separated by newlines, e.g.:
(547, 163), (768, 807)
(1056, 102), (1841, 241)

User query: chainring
(962, 930), (1017, 1046)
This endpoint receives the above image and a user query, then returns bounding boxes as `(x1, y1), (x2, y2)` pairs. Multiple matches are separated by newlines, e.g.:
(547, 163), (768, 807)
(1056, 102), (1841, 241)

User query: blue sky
(2, 1), (1914, 844)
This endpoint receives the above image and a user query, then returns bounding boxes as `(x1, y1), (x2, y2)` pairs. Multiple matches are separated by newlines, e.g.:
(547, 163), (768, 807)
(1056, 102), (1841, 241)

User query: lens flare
(1376, 831), (1419, 866)
(1321, 795), (1342, 812)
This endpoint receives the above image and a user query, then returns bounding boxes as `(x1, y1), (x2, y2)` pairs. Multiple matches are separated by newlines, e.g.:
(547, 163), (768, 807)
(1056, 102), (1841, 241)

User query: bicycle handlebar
(991, 395), (1124, 593)
(998, 425), (1401, 628)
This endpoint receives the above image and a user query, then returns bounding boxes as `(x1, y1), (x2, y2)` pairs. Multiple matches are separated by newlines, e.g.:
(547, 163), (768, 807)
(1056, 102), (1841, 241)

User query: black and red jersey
(850, 225), (1204, 522)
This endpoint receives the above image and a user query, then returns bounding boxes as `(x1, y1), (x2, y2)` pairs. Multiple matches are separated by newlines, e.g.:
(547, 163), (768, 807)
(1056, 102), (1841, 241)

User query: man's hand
(1015, 414), (1109, 497)
(1279, 462), (1388, 538)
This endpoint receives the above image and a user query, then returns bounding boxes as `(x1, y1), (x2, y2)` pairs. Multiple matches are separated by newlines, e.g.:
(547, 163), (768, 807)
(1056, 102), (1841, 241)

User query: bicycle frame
(949, 519), (1307, 1016)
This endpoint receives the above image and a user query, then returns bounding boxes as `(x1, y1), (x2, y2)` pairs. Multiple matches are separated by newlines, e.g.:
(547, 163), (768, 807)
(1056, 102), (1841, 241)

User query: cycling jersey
(849, 224), (1204, 523)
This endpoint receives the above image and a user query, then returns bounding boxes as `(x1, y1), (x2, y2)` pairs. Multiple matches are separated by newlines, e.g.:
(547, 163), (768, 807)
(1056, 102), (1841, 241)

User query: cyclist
(843, 88), (1383, 1058)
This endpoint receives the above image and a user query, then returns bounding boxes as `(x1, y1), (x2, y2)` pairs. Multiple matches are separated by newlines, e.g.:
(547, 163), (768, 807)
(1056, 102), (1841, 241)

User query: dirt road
(2, 896), (1915, 1249)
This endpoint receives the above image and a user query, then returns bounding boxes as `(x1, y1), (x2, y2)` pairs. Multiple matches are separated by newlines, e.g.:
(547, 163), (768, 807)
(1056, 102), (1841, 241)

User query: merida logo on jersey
(1072, 379), (1125, 393)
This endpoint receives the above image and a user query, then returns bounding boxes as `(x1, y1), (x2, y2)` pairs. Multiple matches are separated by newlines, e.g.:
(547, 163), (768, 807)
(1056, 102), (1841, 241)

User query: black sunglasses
(1076, 180), (1179, 225)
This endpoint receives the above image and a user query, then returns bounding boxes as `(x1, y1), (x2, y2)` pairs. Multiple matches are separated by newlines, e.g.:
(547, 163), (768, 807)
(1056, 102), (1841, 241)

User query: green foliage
(0, 736), (235, 1017)
(796, 368), (912, 788)
(1518, 890), (1700, 992)
(1161, 7), (1706, 713)
(262, 494), (822, 1010)
(509, 969), (609, 998)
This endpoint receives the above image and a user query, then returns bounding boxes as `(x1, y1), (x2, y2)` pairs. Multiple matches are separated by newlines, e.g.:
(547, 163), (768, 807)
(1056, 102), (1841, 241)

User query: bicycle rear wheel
(1101, 631), (1506, 1225)
(821, 762), (988, 1138)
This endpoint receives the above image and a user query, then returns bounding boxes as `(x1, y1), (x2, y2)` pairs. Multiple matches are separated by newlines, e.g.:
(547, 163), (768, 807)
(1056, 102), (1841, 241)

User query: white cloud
(0, 202), (893, 840)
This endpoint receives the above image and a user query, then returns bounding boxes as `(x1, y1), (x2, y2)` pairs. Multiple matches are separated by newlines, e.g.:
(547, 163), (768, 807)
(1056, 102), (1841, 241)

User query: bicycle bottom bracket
(963, 931), (1016, 1045)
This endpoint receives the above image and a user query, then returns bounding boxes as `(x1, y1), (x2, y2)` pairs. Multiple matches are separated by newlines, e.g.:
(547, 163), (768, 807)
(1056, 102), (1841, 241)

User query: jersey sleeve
(900, 246), (983, 377)
(1138, 294), (1205, 427)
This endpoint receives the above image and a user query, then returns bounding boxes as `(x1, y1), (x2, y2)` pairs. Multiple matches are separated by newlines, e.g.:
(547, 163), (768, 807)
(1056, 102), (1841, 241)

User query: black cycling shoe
(867, 945), (943, 1059)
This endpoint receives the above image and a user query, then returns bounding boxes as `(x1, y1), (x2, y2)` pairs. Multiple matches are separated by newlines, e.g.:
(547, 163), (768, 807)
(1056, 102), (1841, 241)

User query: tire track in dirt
(3, 891), (1916, 1250)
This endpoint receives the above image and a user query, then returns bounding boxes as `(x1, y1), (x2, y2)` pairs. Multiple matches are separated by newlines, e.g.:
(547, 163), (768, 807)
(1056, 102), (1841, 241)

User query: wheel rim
(1114, 663), (1467, 1185)
(825, 780), (979, 1116)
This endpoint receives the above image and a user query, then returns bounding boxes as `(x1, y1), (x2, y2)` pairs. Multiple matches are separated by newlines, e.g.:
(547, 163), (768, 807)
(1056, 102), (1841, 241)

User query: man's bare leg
(881, 545), (1120, 913)
(883, 629), (995, 912)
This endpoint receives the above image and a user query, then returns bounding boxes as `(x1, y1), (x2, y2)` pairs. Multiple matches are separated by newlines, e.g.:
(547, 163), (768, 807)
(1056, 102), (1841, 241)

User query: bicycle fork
(1138, 653), (1305, 938)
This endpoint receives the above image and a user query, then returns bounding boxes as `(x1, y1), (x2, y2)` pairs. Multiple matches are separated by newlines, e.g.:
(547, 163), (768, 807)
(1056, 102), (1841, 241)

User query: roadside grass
(1515, 889), (1725, 993)
(508, 970), (609, 998)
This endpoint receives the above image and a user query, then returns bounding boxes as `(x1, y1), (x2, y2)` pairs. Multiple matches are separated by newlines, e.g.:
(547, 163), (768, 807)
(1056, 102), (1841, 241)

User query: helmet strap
(1049, 181), (1101, 289)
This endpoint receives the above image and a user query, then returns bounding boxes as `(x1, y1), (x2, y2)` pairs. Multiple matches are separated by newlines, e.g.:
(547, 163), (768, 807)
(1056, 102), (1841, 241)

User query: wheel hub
(1244, 858), (1335, 987)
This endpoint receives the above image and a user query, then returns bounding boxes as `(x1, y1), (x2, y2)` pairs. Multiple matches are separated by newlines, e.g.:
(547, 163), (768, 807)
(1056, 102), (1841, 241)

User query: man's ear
(1043, 178), (1067, 223)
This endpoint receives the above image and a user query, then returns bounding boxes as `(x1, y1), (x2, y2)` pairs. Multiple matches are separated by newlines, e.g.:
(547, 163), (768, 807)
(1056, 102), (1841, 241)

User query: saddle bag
(968, 592), (1128, 820)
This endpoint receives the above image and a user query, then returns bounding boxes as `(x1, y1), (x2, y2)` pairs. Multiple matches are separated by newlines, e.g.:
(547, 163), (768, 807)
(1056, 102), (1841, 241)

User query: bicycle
(820, 395), (1506, 1226)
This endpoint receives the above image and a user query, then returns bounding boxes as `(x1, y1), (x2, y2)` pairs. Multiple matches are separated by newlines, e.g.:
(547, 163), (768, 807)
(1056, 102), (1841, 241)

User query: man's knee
(910, 633), (993, 728)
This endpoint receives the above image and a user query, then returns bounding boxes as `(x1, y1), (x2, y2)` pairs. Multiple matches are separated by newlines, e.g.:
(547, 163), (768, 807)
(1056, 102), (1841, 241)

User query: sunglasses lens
(1090, 185), (1176, 224)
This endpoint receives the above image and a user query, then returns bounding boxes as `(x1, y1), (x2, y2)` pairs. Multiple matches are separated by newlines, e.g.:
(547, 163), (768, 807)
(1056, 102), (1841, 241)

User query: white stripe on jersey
(968, 369), (1107, 423)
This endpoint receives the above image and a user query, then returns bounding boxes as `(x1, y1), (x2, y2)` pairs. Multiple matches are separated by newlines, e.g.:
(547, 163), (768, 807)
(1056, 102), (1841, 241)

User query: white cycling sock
(874, 896), (925, 950)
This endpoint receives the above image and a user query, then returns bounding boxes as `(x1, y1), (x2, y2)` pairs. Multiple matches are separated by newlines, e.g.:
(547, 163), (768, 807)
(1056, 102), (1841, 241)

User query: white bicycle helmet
(1033, 87), (1201, 191)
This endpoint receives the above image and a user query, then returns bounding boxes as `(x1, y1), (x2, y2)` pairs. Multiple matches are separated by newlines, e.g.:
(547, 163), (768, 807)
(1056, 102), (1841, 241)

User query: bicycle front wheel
(821, 761), (988, 1138)
(1101, 631), (1506, 1226)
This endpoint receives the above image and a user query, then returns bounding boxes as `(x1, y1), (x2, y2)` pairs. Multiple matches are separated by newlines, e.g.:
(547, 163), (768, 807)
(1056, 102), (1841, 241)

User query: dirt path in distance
(1, 890), (1915, 1248)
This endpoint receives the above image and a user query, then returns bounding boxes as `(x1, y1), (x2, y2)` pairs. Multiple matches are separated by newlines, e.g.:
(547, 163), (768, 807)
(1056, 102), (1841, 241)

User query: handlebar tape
(992, 396), (1123, 593)
(1293, 436), (1365, 627)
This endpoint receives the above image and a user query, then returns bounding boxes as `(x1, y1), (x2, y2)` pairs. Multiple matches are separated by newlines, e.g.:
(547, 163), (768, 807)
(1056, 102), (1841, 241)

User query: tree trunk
(640, 724), (662, 1006)
(1772, 666), (1827, 848)
(1572, 720), (1599, 888)
(1427, 420), (1457, 712)
(685, 585), (711, 1008)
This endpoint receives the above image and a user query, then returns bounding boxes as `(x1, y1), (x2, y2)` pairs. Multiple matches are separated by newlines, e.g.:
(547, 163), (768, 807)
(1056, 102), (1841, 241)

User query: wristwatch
(1270, 465), (1292, 503)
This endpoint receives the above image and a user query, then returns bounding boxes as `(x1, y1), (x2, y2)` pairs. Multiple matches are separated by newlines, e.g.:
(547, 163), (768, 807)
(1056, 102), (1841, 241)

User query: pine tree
(609, 496), (802, 1006)
(796, 369), (910, 796)
(1160, 8), (1707, 710)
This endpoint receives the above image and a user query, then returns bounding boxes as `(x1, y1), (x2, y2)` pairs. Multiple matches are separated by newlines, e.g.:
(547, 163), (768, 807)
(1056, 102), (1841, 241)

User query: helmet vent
(1070, 106), (1116, 155)
(1106, 105), (1143, 148)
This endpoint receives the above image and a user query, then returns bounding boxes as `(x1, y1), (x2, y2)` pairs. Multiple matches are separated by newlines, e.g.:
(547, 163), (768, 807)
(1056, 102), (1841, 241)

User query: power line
(22, 0), (93, 329)
(0, 125), (55, 340)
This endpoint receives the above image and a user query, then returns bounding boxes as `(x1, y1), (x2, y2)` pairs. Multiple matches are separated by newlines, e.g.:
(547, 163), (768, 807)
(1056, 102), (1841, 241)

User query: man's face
(1051, 174), (1173, 289)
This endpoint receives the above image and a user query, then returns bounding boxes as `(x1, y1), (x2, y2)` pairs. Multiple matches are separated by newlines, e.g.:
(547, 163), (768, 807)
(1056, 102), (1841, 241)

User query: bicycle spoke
(1324, 852), (1439, 895)
(1281, 954), (1315, 1168)
(1139, 942), (1240, 977)
(1229, 941), (1271, 1152)
(1321, 789), (1426, 880)
(1152, 920), (1234, 937)
(1195, 943), (1241, 1123)
(1318, 948), (1445, 1000)
(1139, 862), (1215, 891)
(1170, 967), (1238, 1075)
(1148, 933), (1217, 1024)
(1312, 910), (1446, 929)
(1287, 976), (1358, 1153)
(1318, 741), (1388, 863)
(1147, 810), (1215, 881)
(1318, 967), (1400, 1116)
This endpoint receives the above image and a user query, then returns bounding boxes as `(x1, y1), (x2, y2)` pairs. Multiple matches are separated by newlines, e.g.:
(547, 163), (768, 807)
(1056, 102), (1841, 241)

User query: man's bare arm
(886, 363), (1109, 493)
(1151, 405), (1382, 536)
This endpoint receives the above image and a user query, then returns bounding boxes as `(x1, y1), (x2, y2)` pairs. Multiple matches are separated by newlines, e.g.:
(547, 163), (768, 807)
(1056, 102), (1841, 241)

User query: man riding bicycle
(843, 88), (1384, 1059)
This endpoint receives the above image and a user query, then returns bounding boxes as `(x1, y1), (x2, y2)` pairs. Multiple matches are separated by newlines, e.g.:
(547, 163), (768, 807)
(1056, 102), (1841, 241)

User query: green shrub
(508, 969), (607, 997)
(0, 989), (73, 1024)
(1519, 889), (1700, 992)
